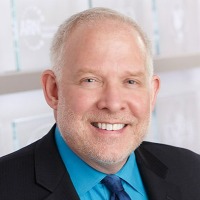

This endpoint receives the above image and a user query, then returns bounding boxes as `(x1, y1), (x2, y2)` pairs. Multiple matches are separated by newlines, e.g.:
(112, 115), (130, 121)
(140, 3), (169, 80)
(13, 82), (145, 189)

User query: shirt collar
(55, 126), (105, 196)
(55, 126), (145, 196)
(116, 152), (147, 196)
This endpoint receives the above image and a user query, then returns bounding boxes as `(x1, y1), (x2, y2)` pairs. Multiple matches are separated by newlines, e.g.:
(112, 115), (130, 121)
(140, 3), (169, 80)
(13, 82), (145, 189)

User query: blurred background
(0, 0), (200, 157)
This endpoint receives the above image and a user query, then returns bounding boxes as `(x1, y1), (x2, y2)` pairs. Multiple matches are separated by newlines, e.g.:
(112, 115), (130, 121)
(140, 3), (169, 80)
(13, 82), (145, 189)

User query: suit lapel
(135, 144), (181, 200)
(43, 173), (79, 200)
(34, 125), (79, 200)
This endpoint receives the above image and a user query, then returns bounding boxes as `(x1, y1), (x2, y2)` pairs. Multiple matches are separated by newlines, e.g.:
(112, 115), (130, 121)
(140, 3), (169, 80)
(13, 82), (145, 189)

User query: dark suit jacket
(0, 124), (200, 200)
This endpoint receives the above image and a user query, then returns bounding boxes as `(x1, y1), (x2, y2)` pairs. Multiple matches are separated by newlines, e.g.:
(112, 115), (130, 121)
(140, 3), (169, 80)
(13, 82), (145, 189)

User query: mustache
(83, 111), (138, 124)
(57, 103), (140, 124)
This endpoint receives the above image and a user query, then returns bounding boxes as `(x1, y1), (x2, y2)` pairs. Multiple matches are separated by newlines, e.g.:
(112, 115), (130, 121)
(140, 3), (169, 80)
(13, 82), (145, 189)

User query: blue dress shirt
(55, 126), (148, 200)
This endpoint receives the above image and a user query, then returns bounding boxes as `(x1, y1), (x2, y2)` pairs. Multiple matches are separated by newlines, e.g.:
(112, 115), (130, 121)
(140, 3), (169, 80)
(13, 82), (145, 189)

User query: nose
(96, 83), (126, 113)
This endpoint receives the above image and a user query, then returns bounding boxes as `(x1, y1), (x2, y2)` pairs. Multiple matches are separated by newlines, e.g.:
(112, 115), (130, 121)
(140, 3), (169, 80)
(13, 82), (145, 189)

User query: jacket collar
(34, 125), (80, 200)
(135, 144), (181, 200)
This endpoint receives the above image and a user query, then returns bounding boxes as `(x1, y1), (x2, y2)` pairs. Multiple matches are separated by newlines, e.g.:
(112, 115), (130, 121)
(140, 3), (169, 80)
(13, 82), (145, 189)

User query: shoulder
(0, 125), (59, 199)
(0, 136), (51, 199)
(0, 142), (37, 197)
(137, 142), (200, 198)
(141, 141), (200, 156)
(0, 141), (37, 182)
(140, 141), (200, 170)
(0, 141), (36, 165)
(0, 124), (56, 167)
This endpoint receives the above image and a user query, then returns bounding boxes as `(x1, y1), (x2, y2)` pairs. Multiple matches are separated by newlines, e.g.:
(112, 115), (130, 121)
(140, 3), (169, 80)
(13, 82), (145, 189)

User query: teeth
(98, 123), (102, 129)
(102, 123), (106, 129)
(107, 124), (112, 131)
(94, 123), (125, 131)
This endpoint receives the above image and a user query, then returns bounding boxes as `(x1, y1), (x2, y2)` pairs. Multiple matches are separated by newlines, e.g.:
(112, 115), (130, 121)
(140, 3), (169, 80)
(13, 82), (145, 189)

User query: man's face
(55, 21), (159, 173)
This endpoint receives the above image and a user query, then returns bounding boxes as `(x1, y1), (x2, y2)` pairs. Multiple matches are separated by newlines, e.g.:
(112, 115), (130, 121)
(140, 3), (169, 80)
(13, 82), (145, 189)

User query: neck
(83, 156), (128, 174)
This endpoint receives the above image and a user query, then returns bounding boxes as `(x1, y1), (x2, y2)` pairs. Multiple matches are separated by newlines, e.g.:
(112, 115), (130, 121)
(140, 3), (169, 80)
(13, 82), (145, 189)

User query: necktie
(102, 175), (131, 200)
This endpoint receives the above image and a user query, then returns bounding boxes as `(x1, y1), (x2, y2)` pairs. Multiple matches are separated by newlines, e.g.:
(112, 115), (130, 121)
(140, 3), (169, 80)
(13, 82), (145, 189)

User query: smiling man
(43, 11), (159, 175)
(1, 7), (200, 200)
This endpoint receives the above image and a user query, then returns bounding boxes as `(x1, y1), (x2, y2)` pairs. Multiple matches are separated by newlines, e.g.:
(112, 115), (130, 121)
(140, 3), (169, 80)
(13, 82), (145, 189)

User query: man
(0, 7), (200, 200)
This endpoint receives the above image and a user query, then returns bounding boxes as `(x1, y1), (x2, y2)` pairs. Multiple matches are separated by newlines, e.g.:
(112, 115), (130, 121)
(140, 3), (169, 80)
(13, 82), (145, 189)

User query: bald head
(50, 7), (153, 79)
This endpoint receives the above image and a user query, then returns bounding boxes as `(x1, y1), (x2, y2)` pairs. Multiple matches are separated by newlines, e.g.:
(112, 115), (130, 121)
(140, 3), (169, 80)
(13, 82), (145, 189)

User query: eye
(127, 80), (136, 84)
(83, 78), (96, 83)
(80, 77), (102, 88)
(124, 78), (139, 88)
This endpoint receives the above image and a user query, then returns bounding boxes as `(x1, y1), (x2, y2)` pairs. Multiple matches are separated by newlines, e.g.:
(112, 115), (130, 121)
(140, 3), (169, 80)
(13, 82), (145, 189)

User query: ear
(41, 70), (58, 110)
(150, 75), (160, 111)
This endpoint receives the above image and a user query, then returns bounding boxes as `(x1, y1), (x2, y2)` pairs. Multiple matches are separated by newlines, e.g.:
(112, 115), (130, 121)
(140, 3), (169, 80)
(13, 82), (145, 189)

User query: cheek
(64, 89), (98, 114)
(128, 92), (151, 117)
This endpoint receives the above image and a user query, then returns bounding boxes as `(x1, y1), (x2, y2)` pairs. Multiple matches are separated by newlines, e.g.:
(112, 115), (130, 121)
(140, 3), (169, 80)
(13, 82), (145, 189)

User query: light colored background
(0, 0), (200, 157)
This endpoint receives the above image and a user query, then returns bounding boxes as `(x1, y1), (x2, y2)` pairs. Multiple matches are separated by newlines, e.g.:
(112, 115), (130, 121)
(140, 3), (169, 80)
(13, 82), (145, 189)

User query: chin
(90, 147), (132, 166)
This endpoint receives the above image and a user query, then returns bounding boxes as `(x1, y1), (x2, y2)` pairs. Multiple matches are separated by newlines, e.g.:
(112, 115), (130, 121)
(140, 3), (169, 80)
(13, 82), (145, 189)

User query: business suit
(0, 124), (200, 200)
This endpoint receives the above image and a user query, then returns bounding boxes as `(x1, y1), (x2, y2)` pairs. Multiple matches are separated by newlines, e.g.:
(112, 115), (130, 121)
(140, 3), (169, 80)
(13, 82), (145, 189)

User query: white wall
(1, 0), (200, 156)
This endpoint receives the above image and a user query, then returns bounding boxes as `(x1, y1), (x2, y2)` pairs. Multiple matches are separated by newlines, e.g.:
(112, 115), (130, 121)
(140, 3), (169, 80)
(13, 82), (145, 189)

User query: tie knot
(102, 175), (124, 194)
(102, 175), (131, 200)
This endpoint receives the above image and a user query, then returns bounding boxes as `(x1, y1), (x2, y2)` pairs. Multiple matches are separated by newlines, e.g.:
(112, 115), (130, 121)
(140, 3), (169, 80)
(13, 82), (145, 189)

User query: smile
(92, 122), (127, 131)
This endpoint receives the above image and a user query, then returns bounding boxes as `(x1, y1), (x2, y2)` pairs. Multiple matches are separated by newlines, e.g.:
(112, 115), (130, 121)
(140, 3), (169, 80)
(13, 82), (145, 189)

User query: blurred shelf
(0, 71), (42, 94)
(0, 53), (200, 95)
(154, 53), (200, 73)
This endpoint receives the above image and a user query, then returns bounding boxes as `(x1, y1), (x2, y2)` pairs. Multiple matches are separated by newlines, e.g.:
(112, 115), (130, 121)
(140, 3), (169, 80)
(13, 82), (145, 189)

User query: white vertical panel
(0, 90), (54, 156)
(91, 0), (155, 53)
(154, 67), (200, 153)
(0, 1), (16, 73)
(12, 113), (54, 150)
(14, 0), (89, 71)
(156, 0), (200, 56)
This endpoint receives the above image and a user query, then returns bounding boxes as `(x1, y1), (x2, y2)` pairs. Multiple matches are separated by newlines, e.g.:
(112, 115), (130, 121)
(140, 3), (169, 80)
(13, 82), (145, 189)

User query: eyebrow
(75, 67), (146, 77)
(121, 69), (146, 77)
(75, 68), (104, 76)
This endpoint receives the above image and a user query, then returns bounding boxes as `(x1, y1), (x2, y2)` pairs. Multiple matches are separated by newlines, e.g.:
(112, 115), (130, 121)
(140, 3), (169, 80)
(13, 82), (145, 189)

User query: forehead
(67, 18), (145, 48)
(70, 21), (143, 51)
(62, 19), (147, 75)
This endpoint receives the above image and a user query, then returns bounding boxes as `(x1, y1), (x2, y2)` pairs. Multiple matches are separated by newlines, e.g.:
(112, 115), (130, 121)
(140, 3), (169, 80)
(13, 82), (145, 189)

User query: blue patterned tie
(102, 175), (131, 200)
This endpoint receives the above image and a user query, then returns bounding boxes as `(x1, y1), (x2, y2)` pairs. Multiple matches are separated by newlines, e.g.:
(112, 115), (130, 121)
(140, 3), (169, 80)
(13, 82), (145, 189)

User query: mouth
(91, 122), (127, 131)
